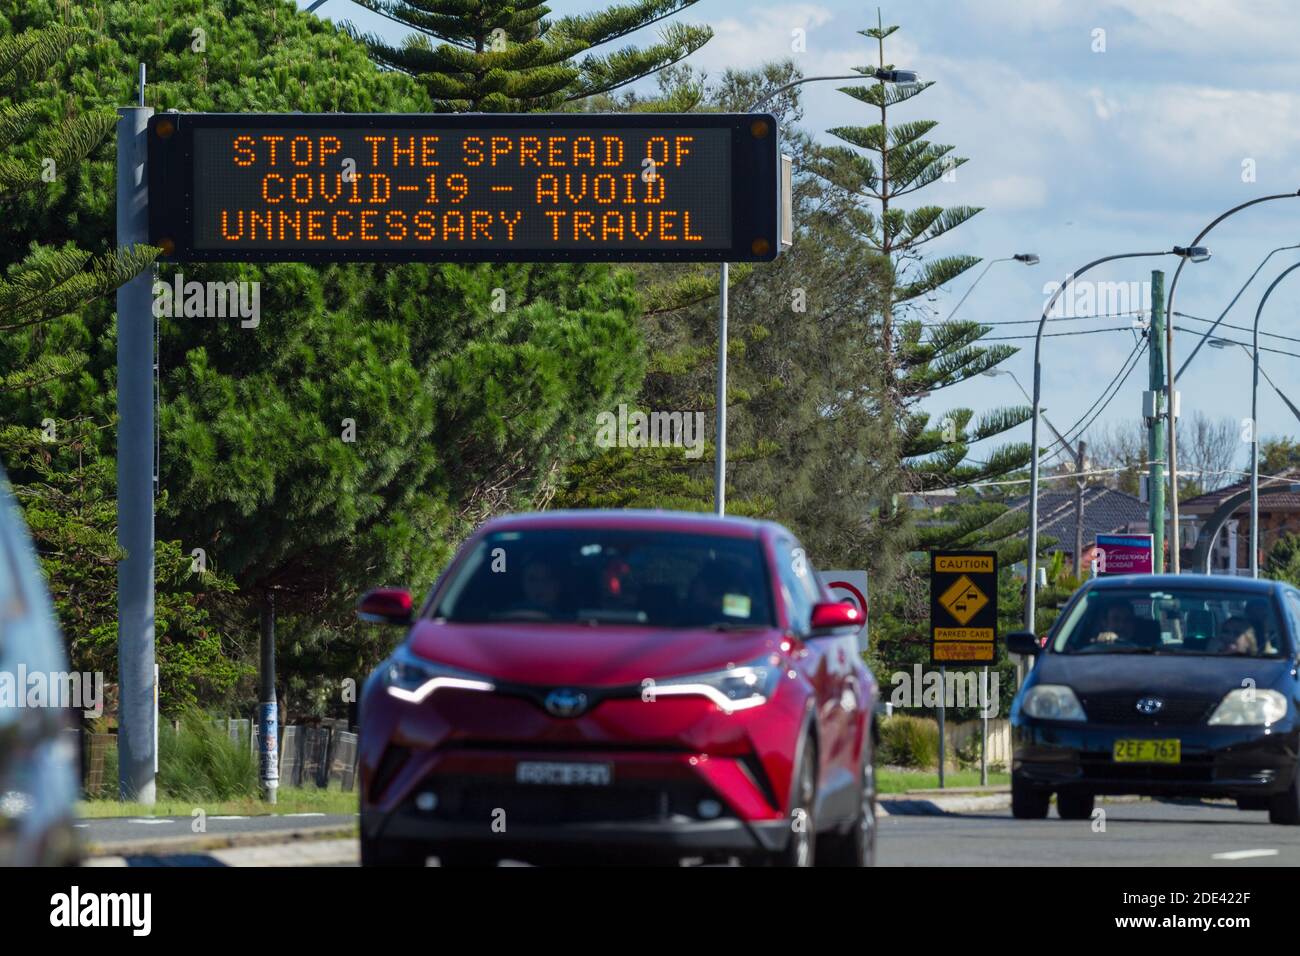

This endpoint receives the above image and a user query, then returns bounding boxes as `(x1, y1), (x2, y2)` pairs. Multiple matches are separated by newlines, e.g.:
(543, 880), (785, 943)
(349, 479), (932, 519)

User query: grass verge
(878, 769), (1010, 794)
(78, 785), (358, 819)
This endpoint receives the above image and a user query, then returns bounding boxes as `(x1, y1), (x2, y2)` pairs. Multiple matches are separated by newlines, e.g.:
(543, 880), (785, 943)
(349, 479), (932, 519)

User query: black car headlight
(381, 645), (495, 703)
(1208, 689), (1288, 727)
(1020, 684), (1087, 721)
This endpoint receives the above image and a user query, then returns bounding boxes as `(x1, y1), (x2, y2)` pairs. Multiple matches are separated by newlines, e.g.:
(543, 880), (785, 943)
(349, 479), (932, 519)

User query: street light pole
(714, 69), (917, 514)
(1175, 242), (1300, 382)
(942, 253), (1039, 323)
(1249, 261), (1300, 577)
(1164, 191), (1300, 572)
(1025, 249), (1206, 638)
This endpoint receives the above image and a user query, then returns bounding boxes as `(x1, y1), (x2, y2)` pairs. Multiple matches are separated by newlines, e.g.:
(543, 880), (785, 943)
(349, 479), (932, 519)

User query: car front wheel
(1268, 770), (1300, 825)
(1011, 772), (1050, 819)
(817, 740), (877, 867)
(761, 737), (817, 866)
(1056, 791), (1095, 820)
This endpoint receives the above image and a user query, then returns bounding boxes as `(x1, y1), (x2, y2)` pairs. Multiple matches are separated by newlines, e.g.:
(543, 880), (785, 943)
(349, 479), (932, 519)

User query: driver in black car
(1092, 601), (1139, 645)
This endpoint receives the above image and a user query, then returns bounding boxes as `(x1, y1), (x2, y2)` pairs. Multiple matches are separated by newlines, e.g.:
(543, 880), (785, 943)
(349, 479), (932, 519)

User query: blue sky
(299, 0), (1300, 480)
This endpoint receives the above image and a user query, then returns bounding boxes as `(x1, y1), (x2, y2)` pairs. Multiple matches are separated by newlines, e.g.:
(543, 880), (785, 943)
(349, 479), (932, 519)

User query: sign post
(930, 550), (999, 789)
(115, 76), (157, 804)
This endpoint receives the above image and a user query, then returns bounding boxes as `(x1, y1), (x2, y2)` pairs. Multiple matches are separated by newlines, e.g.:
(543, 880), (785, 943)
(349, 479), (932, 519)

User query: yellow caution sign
(938, 575), (988, 626)
(929, 550), (998, 665)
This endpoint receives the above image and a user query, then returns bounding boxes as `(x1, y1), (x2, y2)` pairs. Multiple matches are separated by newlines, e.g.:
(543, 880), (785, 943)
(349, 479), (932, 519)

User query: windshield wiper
(1072, 645), (1162, 655)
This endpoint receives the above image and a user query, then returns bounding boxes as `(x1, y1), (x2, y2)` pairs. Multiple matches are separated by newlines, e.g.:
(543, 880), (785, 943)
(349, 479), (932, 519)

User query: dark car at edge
(1008, 573), (1300, 823)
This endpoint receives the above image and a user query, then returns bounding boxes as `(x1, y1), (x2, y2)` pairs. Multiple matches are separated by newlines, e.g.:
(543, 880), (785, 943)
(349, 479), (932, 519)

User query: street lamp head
(1174, 245), (1212, 263)
(873, 68), (919, 84)
(1013, 253), (1040, 265)
(981, 369), (1006, 377)
(1207, 338), (1231, 349)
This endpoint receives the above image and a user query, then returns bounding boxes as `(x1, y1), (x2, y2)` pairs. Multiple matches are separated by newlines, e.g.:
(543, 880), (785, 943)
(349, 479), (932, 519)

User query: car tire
(360, 833), (430, 867)
(1268, 772), (1300, 825)
(1056, 791), (1095, 820)
(817, 739), (877, 867)
(761, 736), (817, 867)
(1011, 773), (1050, 819)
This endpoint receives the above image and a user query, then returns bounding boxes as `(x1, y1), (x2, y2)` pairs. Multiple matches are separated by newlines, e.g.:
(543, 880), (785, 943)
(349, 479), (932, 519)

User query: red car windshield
(432, 528), (775, 629)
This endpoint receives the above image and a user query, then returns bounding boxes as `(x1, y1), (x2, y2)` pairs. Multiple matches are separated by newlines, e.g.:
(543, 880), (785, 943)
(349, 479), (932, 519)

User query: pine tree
(349, 0), (711, 112)
(0, 25), (156, 394)
(812, 14), (1031, 511)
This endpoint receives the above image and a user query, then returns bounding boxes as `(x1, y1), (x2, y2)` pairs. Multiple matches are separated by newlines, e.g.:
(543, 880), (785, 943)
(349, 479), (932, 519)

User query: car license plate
(1113, 739), (1181, 763)
(515, 761), (613, 786)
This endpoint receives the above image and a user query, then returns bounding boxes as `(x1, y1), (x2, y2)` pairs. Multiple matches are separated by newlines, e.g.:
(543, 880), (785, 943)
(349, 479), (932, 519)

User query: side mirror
(357, 587), (413, 626)
(810, 601), (862, 637)
(1006, 630), (1043, 656)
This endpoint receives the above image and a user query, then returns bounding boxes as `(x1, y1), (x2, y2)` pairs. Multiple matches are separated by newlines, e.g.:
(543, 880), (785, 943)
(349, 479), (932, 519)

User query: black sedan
(1008, 574), (1300, 824)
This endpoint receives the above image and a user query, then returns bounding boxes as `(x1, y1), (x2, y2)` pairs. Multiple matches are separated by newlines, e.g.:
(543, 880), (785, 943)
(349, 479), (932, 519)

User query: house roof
(1179, 470), (1300, 514)
(1005, 486), (1148, 554)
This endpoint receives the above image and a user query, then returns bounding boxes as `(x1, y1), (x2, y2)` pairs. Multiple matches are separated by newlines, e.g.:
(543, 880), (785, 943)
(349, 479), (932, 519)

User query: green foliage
(348, 0), (711, 111)
(155, 708), (259, 800)
(878, 714), (939, 769)
(1261, 437), (1300, 476)
(1, 417), (245, 714)
(1266, 533), (1300, 587)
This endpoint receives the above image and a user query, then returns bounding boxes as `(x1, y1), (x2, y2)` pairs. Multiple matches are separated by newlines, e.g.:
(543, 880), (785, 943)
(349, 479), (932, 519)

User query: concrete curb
(879, 791), (1145, 816)
(87, 837), (360, 868)
(83, 822), (358, 858)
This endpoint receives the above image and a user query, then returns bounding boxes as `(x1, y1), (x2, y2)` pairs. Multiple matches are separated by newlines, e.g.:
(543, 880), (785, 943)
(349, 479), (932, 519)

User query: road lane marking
(209, 815), (248, 820)
(1212, 848), (1278, 860)
(129, 818), (175, 825)
(283, 812), (326, 817)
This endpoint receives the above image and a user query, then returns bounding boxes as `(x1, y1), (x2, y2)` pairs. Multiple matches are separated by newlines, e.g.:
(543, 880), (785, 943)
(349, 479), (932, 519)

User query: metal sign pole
(116, 66), (156, 803)
(937, 665), (946, 789)
(980, 665), (989, 786)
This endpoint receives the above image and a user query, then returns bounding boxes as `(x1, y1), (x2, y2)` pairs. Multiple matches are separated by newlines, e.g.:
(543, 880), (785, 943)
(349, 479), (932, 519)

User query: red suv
(356, 510), (877, 866)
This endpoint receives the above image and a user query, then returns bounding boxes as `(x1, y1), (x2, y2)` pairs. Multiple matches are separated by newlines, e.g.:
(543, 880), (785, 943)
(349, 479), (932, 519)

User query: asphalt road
(82, 798), (1300, 866)
(878, 797), (1300, 866)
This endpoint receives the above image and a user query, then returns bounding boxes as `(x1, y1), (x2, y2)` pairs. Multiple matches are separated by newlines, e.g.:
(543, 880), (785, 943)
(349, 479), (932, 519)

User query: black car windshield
(432, 528), (775, 629)
(1051, 587), (1289, 658)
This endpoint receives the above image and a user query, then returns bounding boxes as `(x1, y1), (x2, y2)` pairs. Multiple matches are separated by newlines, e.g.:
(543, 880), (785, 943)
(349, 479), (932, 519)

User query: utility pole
(1072, 439), (1087, 579)
(116, 66), (156, 803)
(1148, 270), (1167, 573)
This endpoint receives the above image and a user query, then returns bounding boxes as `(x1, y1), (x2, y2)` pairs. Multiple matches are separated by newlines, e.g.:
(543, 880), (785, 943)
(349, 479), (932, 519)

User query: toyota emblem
(544, 688), (589, 718)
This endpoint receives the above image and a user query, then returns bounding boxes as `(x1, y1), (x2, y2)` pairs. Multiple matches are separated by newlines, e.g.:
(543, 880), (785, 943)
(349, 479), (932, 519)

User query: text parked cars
(356, 509), (877, 866)
(1008, 574), (1300, 824)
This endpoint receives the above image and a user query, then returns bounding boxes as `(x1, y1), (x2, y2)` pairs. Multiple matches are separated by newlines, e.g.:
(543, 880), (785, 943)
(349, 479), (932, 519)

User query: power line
(1040, 339), (1146, 461)
(979, 326), (1141, 341)
(920, 308), (1147, 328)
(1171, 326), (1300, 361)
(1175, 311), (1300, 346)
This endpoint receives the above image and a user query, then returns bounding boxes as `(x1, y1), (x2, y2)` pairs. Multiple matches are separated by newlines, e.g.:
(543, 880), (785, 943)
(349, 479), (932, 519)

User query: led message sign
(148, 114), (780, 263)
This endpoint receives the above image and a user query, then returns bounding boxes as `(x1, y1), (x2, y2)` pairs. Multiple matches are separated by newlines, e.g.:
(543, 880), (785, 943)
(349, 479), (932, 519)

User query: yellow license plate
(1113, 739), (1181, 763)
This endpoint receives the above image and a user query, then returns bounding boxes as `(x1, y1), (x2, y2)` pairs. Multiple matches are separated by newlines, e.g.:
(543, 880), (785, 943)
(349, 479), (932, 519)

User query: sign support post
(929, 550), (999, 791)
(980, 665), (989, 786)
(116, 67), (157, 803)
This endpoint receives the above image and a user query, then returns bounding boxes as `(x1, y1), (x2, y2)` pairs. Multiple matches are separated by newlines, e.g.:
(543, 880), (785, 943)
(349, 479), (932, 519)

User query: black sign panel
(147, 113), (780, 263)
(929, 550), (999, 665)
